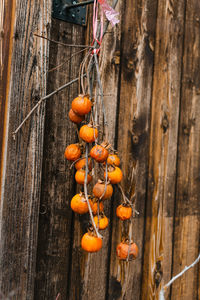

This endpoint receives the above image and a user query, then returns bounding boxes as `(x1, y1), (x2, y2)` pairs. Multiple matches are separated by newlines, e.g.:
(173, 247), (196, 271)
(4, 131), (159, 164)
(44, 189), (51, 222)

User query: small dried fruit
(64, 144), (81, 161)
(75, 169), (92, 185)
(79, 124), (98, 143)
(116, 242), (139, 260)
(75, 157), (92, 171)
(71, 193), (92, 214)
(90, 144), (109, 163)
(91, 200), (104, 215)
(104, 166), (123, 184)
(93, 181), (113, 200)
(116, 204), (132, 220)
(68, 108), (84, 123)
(94, 215), (109, 230)
(71, 94), (92, 116)
(81, 232), (102, 252)
(107, 154), (120, 166)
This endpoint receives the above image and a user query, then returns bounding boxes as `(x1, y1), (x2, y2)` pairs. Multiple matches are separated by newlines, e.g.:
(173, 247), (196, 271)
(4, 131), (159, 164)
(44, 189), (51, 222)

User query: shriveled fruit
(79, 124), (98, 143)
(116, 242), (139, 260)
(81, 232), (102, 252)
(116, 204), (132, 220)
(104, 166), (123, 184)
(71, 94), (92, 116)
(93, 181), (113, 200)
(107, 154), (120, 166)
(94, 215), (109, 230)
(68, 108), (84, 123)
(91, 200), (104, 215)
(71, 193), (92, 214)
(75, 169), (92, 185)
(75, 157), (92, 171)
(90, 144), (109, 163)
(64, 144), (81, 161)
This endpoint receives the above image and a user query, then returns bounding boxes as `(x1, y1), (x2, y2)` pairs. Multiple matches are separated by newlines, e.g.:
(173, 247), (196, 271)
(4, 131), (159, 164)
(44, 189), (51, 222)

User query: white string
(159, 252), (200, 300)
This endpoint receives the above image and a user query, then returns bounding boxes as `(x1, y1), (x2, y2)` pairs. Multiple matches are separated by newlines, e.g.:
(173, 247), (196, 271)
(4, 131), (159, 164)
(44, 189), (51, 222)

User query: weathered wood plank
(107, 0), (157, 299)
(0, 0), (15, 186)
(0, 0), (51, 299)
(34, 19), (85, 300)
(141, 0), (186, 299)
(171, 0), (200, 298)
(68, 2), (123, 300)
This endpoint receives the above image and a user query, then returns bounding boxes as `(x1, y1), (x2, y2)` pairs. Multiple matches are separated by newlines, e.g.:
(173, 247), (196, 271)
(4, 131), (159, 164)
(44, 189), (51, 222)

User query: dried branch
(84, 143), (102, 238)
(34, 33), (93, 48)
(48, 47), (88, 73)
(159, 253), (200, 300)
(12, 76), (85, 138)
(93, 52), (108, 140)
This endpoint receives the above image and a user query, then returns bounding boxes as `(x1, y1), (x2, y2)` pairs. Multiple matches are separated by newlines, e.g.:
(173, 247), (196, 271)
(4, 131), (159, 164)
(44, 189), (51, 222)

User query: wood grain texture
(0, 0), (51, 299)
(171, 0), (200, 298)
(68, 2), (123, 299)
(107, 0), (157, 299)
(0, 0), (15, 189)
(34, 19), (85, 300)
(141, 0), (186, 299)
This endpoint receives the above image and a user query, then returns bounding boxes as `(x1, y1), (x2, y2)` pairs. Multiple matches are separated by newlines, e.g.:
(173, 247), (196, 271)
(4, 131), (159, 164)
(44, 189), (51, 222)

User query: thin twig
(70, 155), (86, 169)
(93, 52), (108, 140)
(118, 184), (139, 215)
(12, 76), (85, 138)
(80, 51), (91, 95)
(34, 33), (93, 48)
(48, 47), (88, 73)
(84, 143), (102, 238)
(159, 253), (200, 300)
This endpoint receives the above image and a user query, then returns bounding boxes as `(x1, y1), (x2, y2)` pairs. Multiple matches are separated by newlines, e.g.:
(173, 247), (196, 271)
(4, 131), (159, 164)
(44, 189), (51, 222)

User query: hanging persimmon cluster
(64, 0), (138, 261)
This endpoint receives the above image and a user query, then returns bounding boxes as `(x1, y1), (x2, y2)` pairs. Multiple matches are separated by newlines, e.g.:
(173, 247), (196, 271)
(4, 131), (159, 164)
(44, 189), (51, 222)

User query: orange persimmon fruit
(75, 169), (92, 185)
(64, 144), (81, 161)
(71, 94), (92, 116)
(75, 157), (92, 171)
(116, 204), (132, 220)
(68, 108), (84, 124)
(93, 180), (113, 200)
(104, 166), (123, 184)
(91, 200), (104, 215)
(116, 241), (139, 260)
(90, 144), (109, 163)
(81, 232), (102, 252)
(107, 154), (120, 166)
(70, 193), (92, 214)
(94, 215), (109, 230)
(79, 124), (98, 143)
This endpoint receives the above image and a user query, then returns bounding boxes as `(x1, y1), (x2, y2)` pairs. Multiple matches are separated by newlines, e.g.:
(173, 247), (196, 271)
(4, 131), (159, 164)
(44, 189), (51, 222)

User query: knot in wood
(161, 116), (169, 133)
(132, 134), (139, 144)
(154, 261), (163, 288)
(112, 51), (120, 65)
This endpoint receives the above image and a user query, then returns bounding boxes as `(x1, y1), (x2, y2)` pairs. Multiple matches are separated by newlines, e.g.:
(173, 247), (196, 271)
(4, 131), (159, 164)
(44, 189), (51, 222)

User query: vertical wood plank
(68, 2), (123, 300)
(34, 19), (85, 300)
(108, 0), (157, 299)
(0, 0), (51, 299)
(171, 0), (200, 298)
(0, 0), (15, 185)
(141, 0), (186, 299)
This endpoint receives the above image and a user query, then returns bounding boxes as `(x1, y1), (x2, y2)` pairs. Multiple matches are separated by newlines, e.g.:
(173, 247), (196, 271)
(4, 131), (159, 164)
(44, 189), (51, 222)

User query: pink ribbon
(97, 0), (119, 26)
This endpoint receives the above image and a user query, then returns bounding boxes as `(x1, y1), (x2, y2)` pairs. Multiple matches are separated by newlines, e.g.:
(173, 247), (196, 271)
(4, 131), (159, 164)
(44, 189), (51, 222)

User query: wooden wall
(0, 0), (199, 299)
